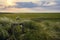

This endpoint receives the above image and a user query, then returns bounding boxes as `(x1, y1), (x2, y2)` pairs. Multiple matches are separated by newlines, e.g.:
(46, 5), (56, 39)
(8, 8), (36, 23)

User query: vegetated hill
(0, 17), (60, 40)
(0, 13), (60, 40)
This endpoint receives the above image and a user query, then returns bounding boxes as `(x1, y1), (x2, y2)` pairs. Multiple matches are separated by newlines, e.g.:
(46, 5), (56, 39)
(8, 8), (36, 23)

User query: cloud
(17, 0), (39, 2)
(0, 8), (36, 13)
(43, 2), (56, 6)
(0, 0), (60, 7)
(0, 0), (60, 12)
(14, 2), (38, 8)
(0, 2), (38, 9)
(34, 1), (57, 6)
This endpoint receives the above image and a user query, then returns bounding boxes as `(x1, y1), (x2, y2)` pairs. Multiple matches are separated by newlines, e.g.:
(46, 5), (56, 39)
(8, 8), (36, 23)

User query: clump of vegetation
(0, 17), (60, 40)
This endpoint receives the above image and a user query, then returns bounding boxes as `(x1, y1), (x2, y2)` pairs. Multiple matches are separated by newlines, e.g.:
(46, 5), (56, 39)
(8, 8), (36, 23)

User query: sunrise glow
(5, 0), (15, 6)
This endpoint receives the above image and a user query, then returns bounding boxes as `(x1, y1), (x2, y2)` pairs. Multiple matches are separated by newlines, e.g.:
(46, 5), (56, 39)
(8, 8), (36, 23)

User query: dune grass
(0, 13), (60, 40)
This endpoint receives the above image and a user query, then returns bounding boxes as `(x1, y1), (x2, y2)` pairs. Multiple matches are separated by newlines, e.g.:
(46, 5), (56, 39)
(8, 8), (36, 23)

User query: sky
(0, 0), (60, 13)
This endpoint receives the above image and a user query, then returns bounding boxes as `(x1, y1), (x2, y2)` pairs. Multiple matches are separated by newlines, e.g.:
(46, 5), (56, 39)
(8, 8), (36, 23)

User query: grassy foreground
(0, 13), (60, 40)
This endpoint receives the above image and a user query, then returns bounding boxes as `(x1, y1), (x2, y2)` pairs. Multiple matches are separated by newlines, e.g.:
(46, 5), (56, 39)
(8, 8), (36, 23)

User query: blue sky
(0, 0), (60, 12)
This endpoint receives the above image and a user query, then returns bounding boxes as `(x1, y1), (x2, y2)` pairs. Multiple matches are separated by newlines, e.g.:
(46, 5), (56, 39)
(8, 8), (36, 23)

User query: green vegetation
(0, 13), (60, 18)
(0, 13), (60, 40)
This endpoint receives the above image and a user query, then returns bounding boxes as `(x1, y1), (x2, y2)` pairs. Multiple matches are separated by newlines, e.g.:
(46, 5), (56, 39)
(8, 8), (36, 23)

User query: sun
(5, 0), (15, 6)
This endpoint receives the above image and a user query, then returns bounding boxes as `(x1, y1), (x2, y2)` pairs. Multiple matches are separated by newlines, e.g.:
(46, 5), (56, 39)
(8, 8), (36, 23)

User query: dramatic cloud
(15, 2), (38, 8)
(0, 0), (60, 12)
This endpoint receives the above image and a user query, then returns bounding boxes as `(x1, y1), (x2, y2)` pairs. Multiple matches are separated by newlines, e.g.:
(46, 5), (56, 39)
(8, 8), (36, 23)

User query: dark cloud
(14, 2), (38, 8)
